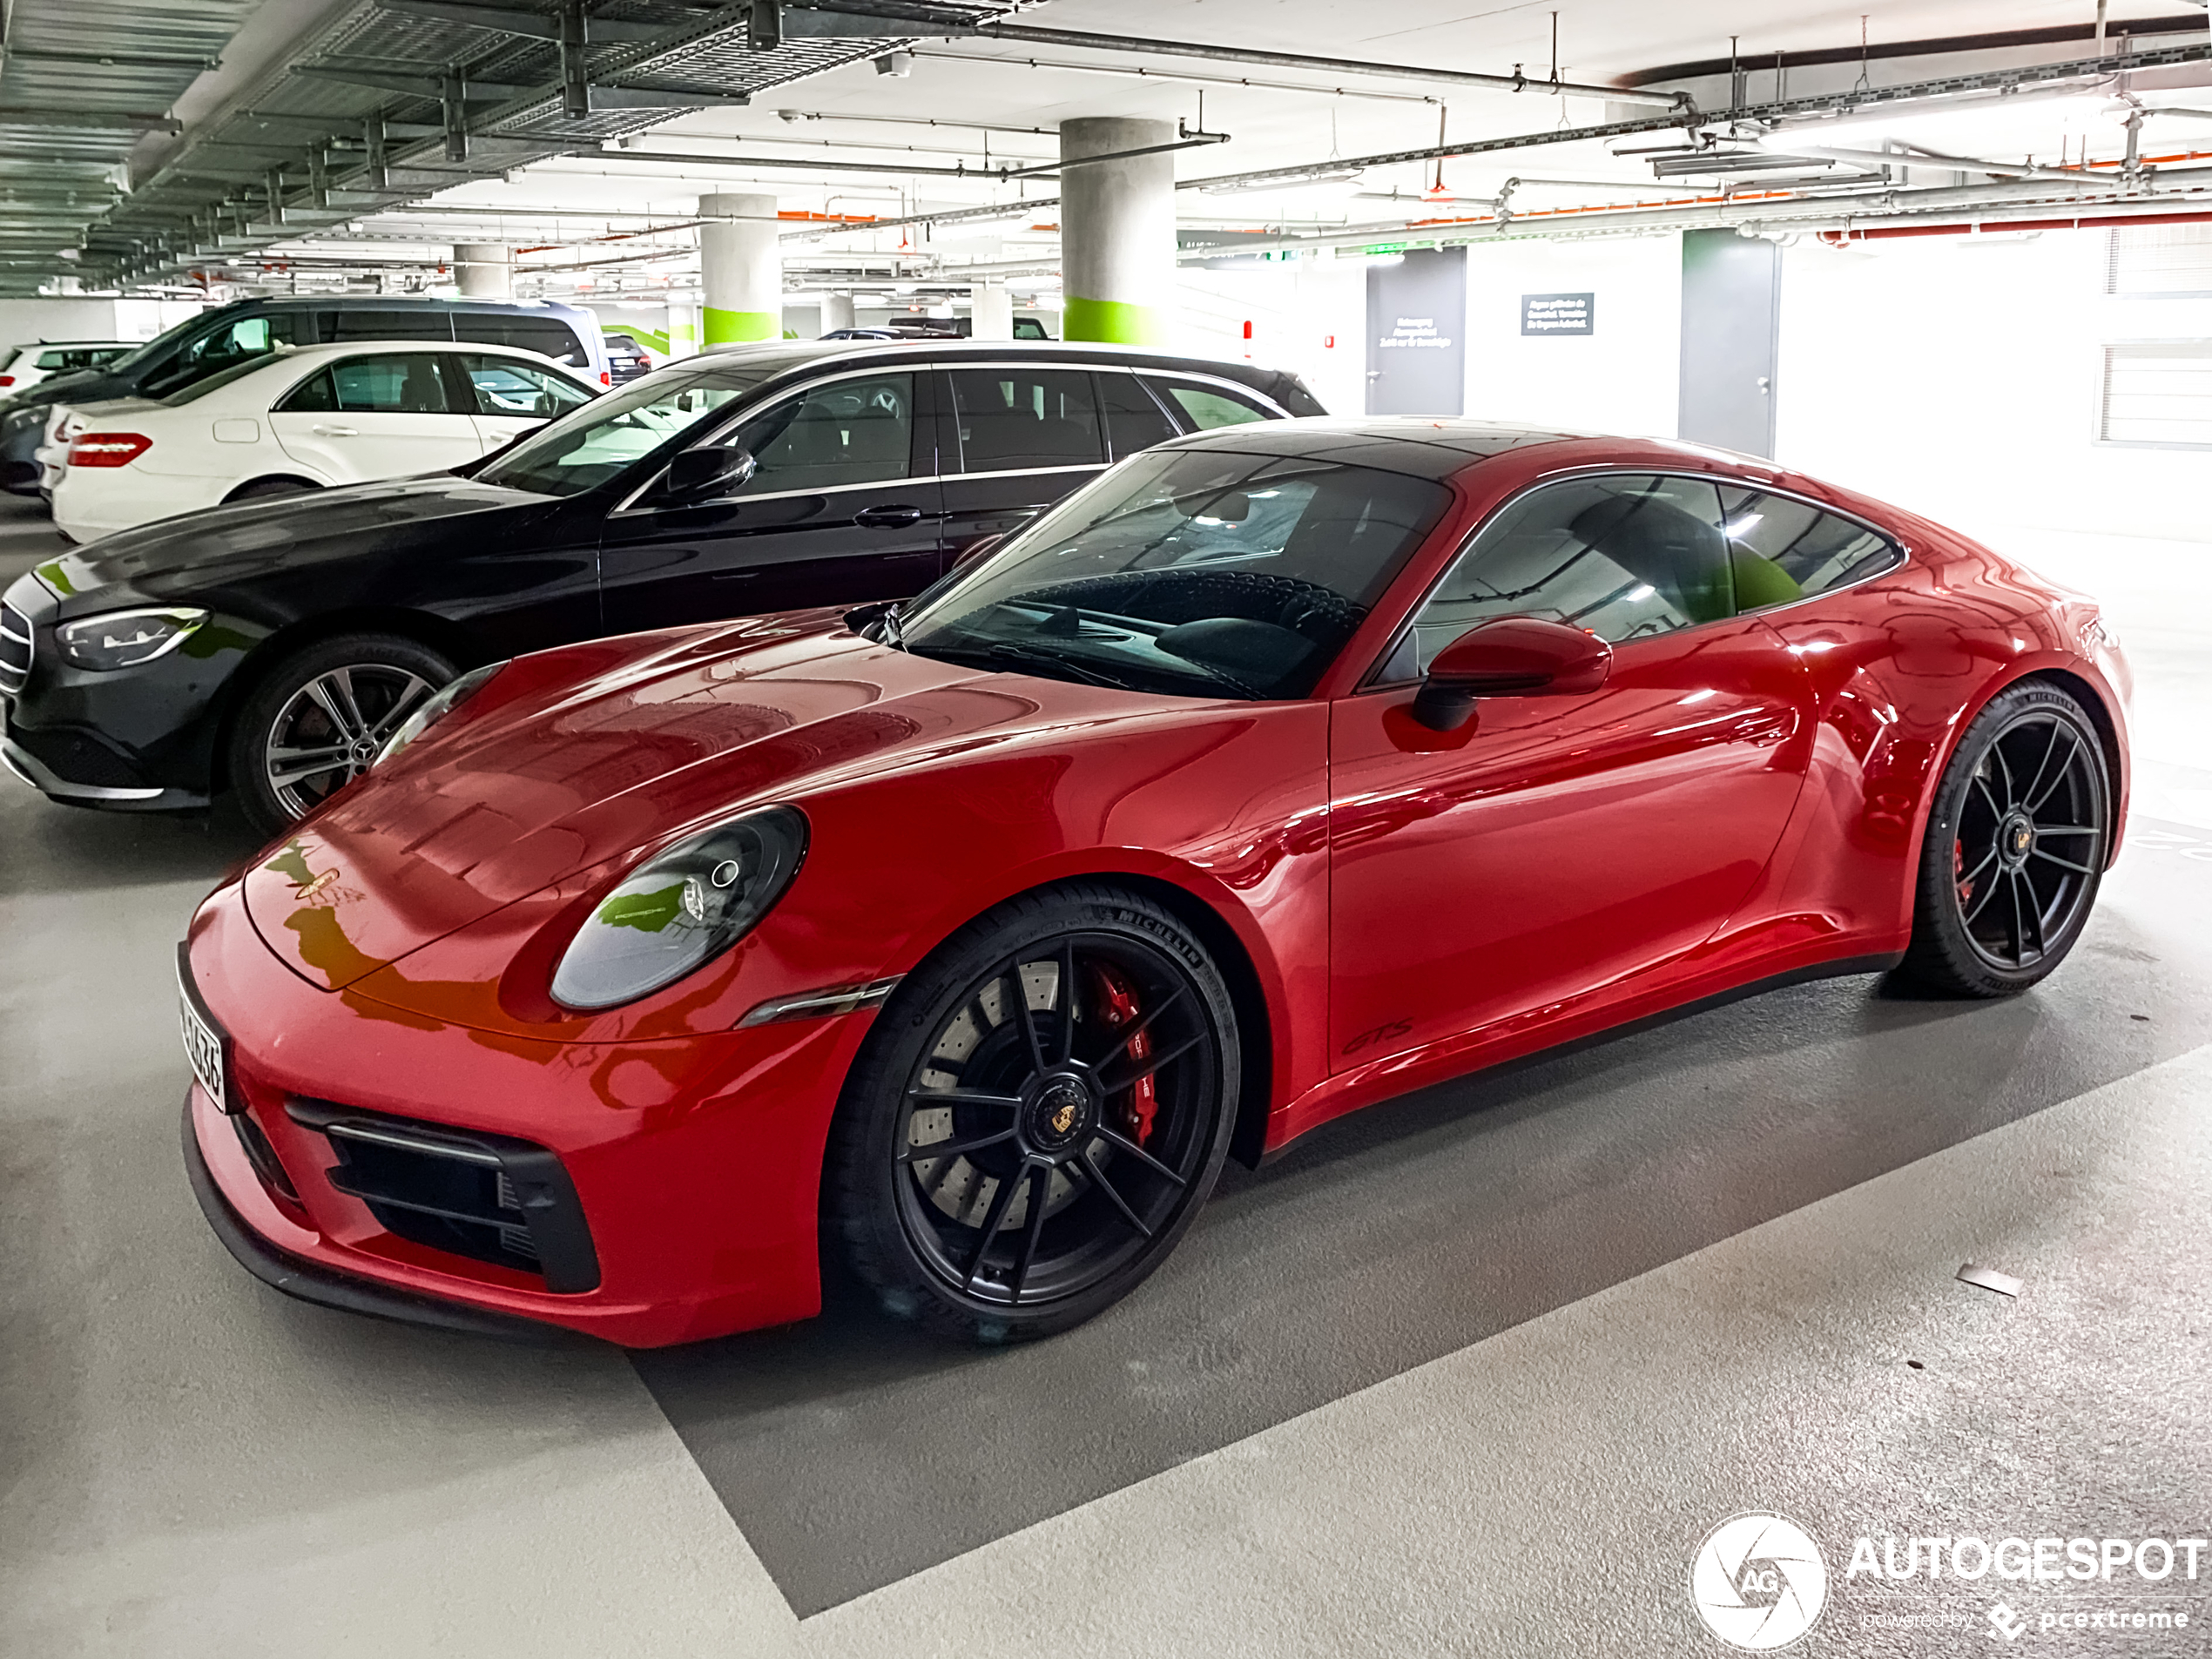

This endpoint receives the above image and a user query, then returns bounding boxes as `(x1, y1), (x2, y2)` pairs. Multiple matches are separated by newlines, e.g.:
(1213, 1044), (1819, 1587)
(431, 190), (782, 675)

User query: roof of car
(1160, 416), (1600, 480)
(689, 337), (1297, 392)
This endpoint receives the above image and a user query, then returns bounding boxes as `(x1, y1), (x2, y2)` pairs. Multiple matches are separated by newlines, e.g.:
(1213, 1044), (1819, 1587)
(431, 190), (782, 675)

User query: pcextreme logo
(1689, 1513), (1831, 1650)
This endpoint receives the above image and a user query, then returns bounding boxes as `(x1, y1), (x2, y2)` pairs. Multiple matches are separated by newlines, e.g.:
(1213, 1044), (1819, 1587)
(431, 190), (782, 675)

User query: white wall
(1457, 233), (1682, 437)
(0, 297), (206, 353)
(1776, 228), (2212, 547)
(1176, 258), (1366, 415)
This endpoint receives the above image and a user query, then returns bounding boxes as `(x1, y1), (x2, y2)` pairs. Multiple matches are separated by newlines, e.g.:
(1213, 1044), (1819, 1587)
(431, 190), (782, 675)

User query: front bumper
(182, 879), (875, 1347)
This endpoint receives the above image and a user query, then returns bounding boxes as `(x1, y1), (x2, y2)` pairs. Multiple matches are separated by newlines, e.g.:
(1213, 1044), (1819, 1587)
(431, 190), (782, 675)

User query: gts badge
(1342, 1018), (1413, 1057)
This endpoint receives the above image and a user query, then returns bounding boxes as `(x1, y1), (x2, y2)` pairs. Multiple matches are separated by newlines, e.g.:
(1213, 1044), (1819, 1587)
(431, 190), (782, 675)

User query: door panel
(1679, 228), (1780, 458)
(269, 352), (478, 482)
(1328, 618), (1811, 1067)
(598, 369), (943, 632)
(938, 366), (1109, 562)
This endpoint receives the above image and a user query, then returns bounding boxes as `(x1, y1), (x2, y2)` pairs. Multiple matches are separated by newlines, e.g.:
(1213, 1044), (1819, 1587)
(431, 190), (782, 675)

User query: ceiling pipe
(961, 21), (1690, 109)
(1819, 206), (2212, 240)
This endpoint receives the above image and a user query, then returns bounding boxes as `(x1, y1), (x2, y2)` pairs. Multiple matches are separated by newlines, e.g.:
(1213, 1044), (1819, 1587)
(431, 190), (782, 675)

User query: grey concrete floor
(3, 496), (2207, 1657)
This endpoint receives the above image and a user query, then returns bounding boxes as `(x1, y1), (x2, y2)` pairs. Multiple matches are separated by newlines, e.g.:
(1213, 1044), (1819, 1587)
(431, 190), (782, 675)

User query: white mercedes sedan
(48, 339), (598, 542)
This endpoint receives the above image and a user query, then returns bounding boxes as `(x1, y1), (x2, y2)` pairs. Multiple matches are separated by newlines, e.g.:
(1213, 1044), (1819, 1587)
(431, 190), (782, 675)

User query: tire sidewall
(1915, 681), (2109, 995)
(227, 632), (458, 837)
(831, 884), (1240, 1342)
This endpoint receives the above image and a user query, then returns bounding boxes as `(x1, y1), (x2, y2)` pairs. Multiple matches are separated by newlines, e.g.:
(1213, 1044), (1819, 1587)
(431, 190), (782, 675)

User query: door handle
(853, 502), (924, 528)
(312, 424), (357, 436)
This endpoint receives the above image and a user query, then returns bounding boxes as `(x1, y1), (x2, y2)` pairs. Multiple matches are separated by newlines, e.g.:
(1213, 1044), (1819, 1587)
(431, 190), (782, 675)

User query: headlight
(371, 659), (509, 770)
(550, 807), (808, 1010)
(57, 607), (206, 670)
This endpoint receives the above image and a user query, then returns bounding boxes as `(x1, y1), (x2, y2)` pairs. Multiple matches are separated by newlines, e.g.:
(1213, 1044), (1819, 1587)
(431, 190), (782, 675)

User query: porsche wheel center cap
(2000, 813), (2036, 866)
(1028, 1078), (1093, 1152)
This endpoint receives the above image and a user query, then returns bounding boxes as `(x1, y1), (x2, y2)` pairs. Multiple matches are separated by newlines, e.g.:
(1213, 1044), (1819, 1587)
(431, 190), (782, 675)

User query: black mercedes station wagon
(0, 341), (1323, 834)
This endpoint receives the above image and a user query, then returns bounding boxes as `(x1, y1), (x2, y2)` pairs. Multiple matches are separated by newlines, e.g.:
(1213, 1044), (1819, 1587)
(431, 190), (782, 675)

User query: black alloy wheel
(829, 884), (1239, 1342)
(1893, 680), (2111, 997)
(227, 631), (457, 836)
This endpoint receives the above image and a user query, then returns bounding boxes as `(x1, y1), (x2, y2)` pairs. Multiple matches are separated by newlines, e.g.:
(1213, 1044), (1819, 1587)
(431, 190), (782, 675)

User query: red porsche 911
(179, 419), (2130, 1347)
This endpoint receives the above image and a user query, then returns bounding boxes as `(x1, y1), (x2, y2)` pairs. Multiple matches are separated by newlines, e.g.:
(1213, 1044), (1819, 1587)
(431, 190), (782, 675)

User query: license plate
(177, 946), (229, 1115)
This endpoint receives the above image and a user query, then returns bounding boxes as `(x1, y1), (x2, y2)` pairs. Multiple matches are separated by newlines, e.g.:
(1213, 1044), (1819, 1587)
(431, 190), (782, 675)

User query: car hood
(243, 613), (1057, 991)
(31, 473), (557, 608)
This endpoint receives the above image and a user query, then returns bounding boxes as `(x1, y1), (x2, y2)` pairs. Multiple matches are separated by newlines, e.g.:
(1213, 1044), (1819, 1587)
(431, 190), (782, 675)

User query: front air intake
(286, 1100), (599, 1292)
(0, 602), (30, 695)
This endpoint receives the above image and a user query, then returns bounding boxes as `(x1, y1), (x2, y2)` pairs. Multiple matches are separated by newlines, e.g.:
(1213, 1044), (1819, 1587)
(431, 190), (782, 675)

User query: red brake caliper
(1954, 836), (1973, 908)
(1089, 964), (1157, 1146)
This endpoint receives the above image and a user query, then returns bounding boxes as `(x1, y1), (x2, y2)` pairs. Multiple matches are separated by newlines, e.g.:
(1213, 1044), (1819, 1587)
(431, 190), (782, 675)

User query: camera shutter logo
(1689, 1513), (1830, 1649)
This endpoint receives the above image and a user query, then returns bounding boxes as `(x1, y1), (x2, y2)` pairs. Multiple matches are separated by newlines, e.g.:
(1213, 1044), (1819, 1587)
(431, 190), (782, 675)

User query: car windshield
(901, 447), (1452, 700)
(473, 367), (768, 496)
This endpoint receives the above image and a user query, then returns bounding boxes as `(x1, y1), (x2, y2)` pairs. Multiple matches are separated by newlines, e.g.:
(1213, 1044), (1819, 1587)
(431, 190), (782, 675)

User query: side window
(732, 372), (914, 494)
(1013, 318), (1048, 340)
(1099, 372), (1177, 460)
(324, 309), (453, 344)
(1402, 475), (1734, 672)
(455, 315), (589, 368)
(948, 368), (1103, 471)
(1150, 378), (1273, 431)
(456, 354), (594, 419)
(142, 312), (300, 397)
(277, 368), (338, 413)
(1716, 486), (1903, 607)
(326, 353), (454, 415)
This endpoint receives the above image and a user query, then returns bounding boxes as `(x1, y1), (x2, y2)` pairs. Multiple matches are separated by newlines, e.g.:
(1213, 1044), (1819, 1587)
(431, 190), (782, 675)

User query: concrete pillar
(668, 297), (701, 359)
(820, 291), (856, 333)
(454, 244), (512, 298)
(699, 192), (780, 346)
(969, 281), (1013, 341)
(1059, 117), (1176, 344)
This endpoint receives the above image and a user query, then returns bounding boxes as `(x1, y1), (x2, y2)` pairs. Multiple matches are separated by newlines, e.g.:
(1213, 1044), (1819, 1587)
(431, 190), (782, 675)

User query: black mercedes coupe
(0, 340), (1321, 833)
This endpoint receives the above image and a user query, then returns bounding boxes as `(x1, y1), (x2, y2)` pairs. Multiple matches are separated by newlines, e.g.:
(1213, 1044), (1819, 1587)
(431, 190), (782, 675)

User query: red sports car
(179, 420), (2130, 1347)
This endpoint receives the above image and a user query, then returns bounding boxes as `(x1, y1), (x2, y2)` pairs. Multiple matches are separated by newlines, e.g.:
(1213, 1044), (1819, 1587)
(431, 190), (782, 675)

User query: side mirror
(1410, 616), (1612, 732)
(664, 442), (756, 502)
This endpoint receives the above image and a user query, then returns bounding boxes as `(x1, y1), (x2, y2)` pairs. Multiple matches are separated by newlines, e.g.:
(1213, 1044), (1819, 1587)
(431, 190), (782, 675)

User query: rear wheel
(226, 632), (456, 836)
(827, 884), (1238, 1343)
(1892, 680), (2111, 997)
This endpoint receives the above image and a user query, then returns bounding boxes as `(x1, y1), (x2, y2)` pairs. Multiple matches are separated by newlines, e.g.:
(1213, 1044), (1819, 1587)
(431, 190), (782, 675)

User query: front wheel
(1892, 679), (2112, 997)
(827, 884), (1239, 1343)
(226, 632), (457, 836)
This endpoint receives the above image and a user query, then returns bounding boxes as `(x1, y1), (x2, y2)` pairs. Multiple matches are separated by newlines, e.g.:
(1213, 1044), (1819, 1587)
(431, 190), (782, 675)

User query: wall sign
(1367, 246), (1467, 415)
(1521, 292), (1595, 336)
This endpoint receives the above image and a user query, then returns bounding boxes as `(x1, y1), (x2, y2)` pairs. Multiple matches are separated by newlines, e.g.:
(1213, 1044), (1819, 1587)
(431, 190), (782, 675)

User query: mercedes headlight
(550, 807), (809, 1010)
(372, 659), (508, 770)
(57, 607), (206, 670)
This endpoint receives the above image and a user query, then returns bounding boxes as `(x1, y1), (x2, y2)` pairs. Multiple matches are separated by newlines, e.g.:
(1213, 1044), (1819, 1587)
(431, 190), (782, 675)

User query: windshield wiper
(927, 639), (1149, 693)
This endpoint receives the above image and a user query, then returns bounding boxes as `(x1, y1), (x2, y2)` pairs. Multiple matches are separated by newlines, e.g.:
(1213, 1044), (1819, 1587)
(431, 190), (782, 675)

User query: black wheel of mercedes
(827, 883), (1239, 1343)
(1892, 680), (2111, 998)
(226, 632), (456, 837)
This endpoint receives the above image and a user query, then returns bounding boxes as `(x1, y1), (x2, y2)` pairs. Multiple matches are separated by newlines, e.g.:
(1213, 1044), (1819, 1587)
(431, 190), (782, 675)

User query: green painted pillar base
(1062, 295), (1163, 346)
(704, 306), (779, 345)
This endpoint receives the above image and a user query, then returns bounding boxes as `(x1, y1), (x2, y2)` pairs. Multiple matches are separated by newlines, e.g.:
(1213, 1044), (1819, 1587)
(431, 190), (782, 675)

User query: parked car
(171, 418), (2131, 1347)
(603, 333), (656, 383)
(0, 296), (608, 498)
(0, 340), (135, 394)
(45, 341), (597, 543)
(0, 340), (1323, 833)
(822, 318), (1052, 341)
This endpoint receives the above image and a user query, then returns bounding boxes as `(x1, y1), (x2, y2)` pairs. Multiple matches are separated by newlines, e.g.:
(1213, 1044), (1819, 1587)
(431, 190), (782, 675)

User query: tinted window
(315, 353), (455, 414)
(1100, 372), (1177, 460)
(1151, 378), (1272, 430)
(454, 314), (589, 368)
(278, 368), (335, 413)
(948, 368), (1103, 471)
(1404, 475), (1734, 672)
(1715, 486), (1902, 607)
(37, 346), (125, 370)
(905, 448), (1449, 700)
(734, 372), (913, 494)
(141, 311), (301, 397)
(321, 308), (454, 343)
(456, 353), (595, 419)
(475, 368), (762, 497)
(1013, 318), (1049, 340)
